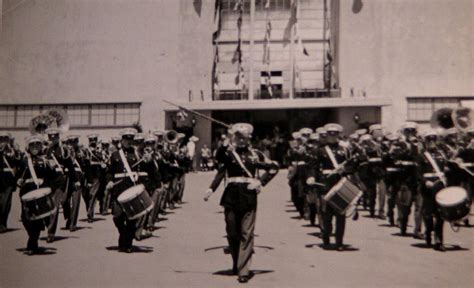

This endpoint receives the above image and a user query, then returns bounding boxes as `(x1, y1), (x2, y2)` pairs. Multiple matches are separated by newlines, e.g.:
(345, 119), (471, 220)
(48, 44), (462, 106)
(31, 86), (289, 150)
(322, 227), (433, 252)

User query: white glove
(247, 179), (262, 192)
(17, 179), (25, 187)
(203, 188), (213, 202)
(425, 180), (434, 189)
(306, 177), (316, 185)
(105, 181), (114, 191)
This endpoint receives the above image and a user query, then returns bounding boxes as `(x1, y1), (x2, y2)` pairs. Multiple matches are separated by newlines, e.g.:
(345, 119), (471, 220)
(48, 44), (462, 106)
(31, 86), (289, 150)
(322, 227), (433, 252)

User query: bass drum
(435, 186), (471, 222)
(21, 188), (57, 221)
(117, 184), (154, 220)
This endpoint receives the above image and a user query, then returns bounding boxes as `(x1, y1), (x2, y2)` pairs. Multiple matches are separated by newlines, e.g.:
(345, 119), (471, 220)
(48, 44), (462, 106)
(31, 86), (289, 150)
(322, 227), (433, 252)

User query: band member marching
(204, 123), (279, 283)
(84, 134), (107, 222)
(64, 135), (87, 231)
(307, 123), (355, 251)
(105, 128), (149, 253)
(44, 128), (79, 242)
(418, 129), (448, 251)
(0, 132), (21, 233)
(16, 136), (56, 255)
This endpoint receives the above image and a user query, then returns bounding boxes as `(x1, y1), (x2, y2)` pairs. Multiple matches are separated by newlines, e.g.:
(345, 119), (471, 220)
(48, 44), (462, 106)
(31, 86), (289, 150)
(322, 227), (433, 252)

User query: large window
(407, 97), (468, 122)
(0, 103), (141, 129)
(0, 106), (16, 128)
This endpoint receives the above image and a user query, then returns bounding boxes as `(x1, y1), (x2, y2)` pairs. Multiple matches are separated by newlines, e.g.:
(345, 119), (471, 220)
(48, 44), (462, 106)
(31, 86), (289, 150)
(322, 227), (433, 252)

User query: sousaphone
(29, 109), (70, 135)
(430, 106), (474, 133)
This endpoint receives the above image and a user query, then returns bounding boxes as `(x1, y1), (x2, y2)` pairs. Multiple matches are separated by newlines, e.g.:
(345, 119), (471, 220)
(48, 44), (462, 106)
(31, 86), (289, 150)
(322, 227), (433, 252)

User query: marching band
(287, 119), (473, 254)
(0, 109), (472, 283)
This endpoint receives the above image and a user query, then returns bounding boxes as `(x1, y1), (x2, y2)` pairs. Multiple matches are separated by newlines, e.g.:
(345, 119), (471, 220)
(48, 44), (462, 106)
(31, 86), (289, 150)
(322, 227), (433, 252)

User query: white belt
(55, 168), (64, 173)
(461, 163), (474, 168)
(90, 161), (103, 166)
(368, 158), (382, 163)
(227, 177), (254, 184)
(2, 168), (13, 172)
(296, 161), (306, 166)
(322, 169), (335, 175)
(396, 161), (415, 166)
(386, 167), (401, 172)
(114, 172), (148, 179)
(25, 178), (44, 184)
(423, 172), (444, 178)
(64, 168), (82, 173)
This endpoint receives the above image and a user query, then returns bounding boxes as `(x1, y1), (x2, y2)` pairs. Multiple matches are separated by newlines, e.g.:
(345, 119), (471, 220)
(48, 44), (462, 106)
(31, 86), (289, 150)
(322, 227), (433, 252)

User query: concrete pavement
(1, 171), (473, 287)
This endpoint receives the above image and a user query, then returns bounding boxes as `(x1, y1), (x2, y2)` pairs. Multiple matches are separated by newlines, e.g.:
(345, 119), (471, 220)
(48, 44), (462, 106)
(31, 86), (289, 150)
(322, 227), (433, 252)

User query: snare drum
(323, 177), (363, 215)
(117, 184), (154, 220)
(435, 186), (471, 222)
(21, 188), (56, 221)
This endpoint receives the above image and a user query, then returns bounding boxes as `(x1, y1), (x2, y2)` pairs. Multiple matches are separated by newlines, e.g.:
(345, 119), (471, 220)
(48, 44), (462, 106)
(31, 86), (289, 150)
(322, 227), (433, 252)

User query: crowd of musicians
(1, 118), (472, 283)
(287, 122), (473, 252)
(0, 128), (194, 255)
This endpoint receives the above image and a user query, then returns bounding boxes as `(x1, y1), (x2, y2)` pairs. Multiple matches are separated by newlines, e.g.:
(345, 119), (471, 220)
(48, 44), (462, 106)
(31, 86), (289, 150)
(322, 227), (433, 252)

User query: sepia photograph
(0, 0), (473, 287)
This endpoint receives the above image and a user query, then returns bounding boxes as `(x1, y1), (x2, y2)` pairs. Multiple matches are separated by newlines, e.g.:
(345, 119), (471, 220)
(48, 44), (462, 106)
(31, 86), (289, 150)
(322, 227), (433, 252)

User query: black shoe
(232, 267), (238, 275)
(413, 233), (424, 240)
(25, 249), (37, 256)
(434, 244), (446, 252)
(378, 215), (386, 220)
(425, 236), (432, 246)
(87, 218), (94, 223)
(389, 217), (395, 226)
(238, 276), (249, 283)
(46, 236), (54, 243)
(336, 245), (344, 252)
(69, 227), (77, 232)
(118, 247), (133, 253)
(0, 226), (7, 233)
(464, 219), (470, 227)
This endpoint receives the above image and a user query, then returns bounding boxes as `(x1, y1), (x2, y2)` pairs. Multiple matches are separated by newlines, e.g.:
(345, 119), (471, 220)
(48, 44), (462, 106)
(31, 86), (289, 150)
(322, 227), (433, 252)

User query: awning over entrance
(163, 97), (392, 112)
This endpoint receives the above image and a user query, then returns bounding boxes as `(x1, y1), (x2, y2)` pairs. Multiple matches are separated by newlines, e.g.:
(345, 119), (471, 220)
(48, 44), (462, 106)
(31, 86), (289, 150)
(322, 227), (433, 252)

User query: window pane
(0, 106), (15, 127)
(91, 104), (115, 126)
(17, 106), (41, 127)
(67, 105), (90, 126)
(116, 104), (140, 126)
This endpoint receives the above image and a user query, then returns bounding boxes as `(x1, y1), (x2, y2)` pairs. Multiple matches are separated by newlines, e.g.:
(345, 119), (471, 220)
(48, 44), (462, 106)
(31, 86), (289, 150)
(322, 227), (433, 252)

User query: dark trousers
(67, 186), (81, 229)
(22, 211), (46, 251)
(322, 204), (346, 247)
(112, 202), (138, 249)
(423, 196), (444, 245)
(386, 183), (397, 222)
(0, 186), (14, 228)
(87, 178), (101, 220)
(148, 188), (162, 227)
(48, 185), (68, 237)
(224, 208), (256, 277)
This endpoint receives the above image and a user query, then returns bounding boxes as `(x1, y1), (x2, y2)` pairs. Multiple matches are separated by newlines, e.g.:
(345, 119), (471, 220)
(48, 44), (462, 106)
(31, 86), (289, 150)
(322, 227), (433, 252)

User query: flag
(283, 0), (297, 45)
(193, 0), (202, 17)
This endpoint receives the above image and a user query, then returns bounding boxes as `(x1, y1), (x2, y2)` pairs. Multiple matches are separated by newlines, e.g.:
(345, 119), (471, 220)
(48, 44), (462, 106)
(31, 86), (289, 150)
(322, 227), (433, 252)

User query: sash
(325, 146), (340, 169)
(119, 149), (136, 184)
(51, 153), (64, 174)
(424, 151), (446, 186)
(73, 158), (83, 174)
(230, 150), (253, 178)
(3, 156), (15, 177)
(26, 153), (40, 188)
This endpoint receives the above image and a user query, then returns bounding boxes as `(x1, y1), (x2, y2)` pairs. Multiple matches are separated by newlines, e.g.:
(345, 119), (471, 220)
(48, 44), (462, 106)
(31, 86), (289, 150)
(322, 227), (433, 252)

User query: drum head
(117, 184), (145, 202)
(21, 188), (52, 201)
(436, 186), (468, 206)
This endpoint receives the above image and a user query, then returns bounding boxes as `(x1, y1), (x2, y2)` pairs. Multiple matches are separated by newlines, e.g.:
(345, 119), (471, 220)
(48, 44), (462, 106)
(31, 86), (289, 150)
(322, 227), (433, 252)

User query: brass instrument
(29, 109), (70, 135)
(430, 106), (473, 133)
(165, 130), (179, 144)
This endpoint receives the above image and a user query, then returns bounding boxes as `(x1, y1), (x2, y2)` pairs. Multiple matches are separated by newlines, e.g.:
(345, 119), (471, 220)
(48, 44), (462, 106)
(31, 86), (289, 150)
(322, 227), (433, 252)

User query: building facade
(0, 0), (473, 153)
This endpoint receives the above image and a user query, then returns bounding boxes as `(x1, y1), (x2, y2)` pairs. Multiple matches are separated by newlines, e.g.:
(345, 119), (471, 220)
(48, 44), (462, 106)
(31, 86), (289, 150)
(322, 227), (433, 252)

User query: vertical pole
(289, 4), (295, 99)
(323, 0), (328, 97)
(249, 0), (256, 100)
